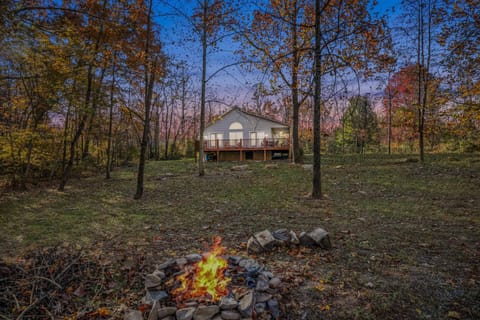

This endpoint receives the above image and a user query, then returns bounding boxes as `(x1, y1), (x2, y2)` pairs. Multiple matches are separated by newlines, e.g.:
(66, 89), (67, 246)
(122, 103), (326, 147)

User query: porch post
(240, 139), (243, 161)
(216, 139), (219, 162)
(263, 137), (267, 161)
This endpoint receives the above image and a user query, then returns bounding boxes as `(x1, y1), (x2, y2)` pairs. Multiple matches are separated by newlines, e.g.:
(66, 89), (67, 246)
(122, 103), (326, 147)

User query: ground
(0, 154), (479, 319)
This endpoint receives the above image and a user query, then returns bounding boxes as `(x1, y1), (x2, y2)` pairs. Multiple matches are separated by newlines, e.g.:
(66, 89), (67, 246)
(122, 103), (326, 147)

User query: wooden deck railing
(204, 138), (290, 151)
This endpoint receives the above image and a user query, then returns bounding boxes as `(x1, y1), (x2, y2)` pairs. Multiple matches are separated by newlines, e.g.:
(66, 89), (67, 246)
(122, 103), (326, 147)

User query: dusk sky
(155, 0), (403, 109)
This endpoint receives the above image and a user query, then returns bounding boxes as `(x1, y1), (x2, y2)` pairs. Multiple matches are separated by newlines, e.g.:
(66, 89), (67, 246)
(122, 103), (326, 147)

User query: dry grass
(1, 154), (479, 319)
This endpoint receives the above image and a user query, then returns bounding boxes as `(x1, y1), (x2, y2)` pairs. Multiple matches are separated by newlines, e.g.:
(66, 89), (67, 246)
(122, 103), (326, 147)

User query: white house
(203, 107), (290, 161)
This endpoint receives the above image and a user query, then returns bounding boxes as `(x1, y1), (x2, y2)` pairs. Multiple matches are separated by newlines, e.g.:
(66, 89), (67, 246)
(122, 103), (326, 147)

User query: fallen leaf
(447, 311), (461, 319)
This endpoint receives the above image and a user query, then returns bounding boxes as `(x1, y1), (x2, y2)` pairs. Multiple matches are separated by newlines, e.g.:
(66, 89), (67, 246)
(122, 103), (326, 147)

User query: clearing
(0, 154), (479, 319)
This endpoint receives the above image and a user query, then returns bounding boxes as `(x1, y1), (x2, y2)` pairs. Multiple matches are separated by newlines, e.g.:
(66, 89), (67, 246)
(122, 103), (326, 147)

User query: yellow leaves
(87, 307), (110, 317)
(314, 279), (328, 292)
(97, 308), (111, 317)
(447, 311), (461, 319)
(319, 304), (331, 311)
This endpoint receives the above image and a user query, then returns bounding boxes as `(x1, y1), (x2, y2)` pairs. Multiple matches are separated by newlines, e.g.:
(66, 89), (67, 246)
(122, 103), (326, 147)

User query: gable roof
(206, 107), (289, 129)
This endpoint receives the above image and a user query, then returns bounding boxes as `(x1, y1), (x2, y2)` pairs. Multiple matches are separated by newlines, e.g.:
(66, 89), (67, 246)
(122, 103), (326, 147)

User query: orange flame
(172, 236), (231, 304)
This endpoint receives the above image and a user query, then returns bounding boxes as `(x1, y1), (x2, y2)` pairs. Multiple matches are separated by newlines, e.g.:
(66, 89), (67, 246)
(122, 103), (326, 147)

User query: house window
(229, 122), (243, 130)
(229, 131), (243, 146)
(209, 132), (223, 147)
(249, 131), (265, 147)
(229, 122), (243, 146)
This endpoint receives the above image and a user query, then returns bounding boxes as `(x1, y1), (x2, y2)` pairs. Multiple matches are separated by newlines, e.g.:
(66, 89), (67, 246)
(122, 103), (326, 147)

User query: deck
(203, 138), (290, 161)
(204, 138), (290, 151)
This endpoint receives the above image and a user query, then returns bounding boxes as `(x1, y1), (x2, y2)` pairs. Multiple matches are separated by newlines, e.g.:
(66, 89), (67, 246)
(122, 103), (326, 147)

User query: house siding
(204, 109), (288, 141)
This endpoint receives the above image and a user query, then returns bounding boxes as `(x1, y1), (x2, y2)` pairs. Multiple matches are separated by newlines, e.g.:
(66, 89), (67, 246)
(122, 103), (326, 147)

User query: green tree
(337, 96), (379, 154)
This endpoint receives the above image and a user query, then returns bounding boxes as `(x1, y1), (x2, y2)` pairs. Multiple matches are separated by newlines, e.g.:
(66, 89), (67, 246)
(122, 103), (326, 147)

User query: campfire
(141, 236), (282, 320)
(172, 236), (230, 305)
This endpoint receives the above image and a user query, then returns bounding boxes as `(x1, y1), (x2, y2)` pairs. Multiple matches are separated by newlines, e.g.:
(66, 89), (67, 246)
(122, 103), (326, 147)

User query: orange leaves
(87, 307), (110, 317)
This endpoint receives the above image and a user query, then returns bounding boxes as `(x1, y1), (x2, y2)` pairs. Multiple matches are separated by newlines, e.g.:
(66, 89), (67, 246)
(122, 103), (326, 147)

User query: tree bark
(198, 0), (207, 177)
(134, 0), (156, 199)
(106, 53), (116, 179)
(312, 0), (322, 199)
(58, 64), (95, 191)
(291, 1), (302, 164)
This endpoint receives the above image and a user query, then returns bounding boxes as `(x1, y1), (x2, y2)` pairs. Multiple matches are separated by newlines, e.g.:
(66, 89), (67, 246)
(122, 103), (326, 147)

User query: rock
(158, 259), (176, 271)
(267, 299), (280, 319)
(148, 301), (159, 320)
(298, 232), (315, 246)
(264, 164), (279, 169)
(255, 293), (272, 303)
(152, 270), (166, 279)
(303, 164), (313, 170)
(220, 310), (241, 319)
(300, 228), (332, 249)
(272, 229), (290, 242)
(176, 307), (196, 320)
(124, 310), (143, 320)
(219, 297), (238, 310)
(185, 301), (198, 308)
(176, 257), (188, 268)
(246, 237), (264, 254)
(289, 230), (300, 244)
(212, 316), (223, 320)
(231, 165), (249, 171)
(254, 230), (277, 250)
(260, 271), (274, 279)
(193, 305), (219, 320)
(145, 274), (163, 289)
(238, 291), (255, 317)
(255, 302), (266, 314)
(185, 254), (202, 263)
(143, 290), (169, 304)
(160, 317), (176, 320)
(307, 227), (332, 249)
(227, 256), (243, 265)
(268, 277), (281, 288)
(158, 307), (177, 318)
(239, 259), (256, 268)
(256, 278), (270, 291)
(365, 281), (374, 288)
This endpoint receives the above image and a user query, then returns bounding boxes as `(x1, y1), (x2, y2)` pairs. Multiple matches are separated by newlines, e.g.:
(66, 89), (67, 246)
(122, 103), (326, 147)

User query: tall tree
(58, 0), (110, 191)
(310, 0), (389, 197)
(337, 96), (379, 153)
(401, 0), (441, 161)
(312, 0), (322, 198)
(241, 0), (313, 164)
(192, 0), (234, 176)
(134, 0), (163, 199)
(439, 0), (480, 151)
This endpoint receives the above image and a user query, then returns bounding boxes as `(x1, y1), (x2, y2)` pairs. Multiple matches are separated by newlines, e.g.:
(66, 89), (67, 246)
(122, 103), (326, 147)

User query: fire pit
(142, 237), (282, 320)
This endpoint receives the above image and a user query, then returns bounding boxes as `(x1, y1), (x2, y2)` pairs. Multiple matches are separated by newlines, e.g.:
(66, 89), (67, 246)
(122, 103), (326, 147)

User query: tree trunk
(387, 89), (393, 155)
(82, 67), (106, 160)
(291, 1), (302, 164)
(153, 100), (160, 160)
(198, 0), (207, 177)
(58, 64), (95, 191)
(134, 0), (156, 199)
(20, 120), (38, 190)
(106, 54), (116, 179)
(312, 0), (322, 199)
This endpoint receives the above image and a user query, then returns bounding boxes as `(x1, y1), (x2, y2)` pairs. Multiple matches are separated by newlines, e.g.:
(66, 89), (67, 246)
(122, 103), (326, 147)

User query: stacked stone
(134, 255), (281, 320)
(247, 227), (332, 254)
